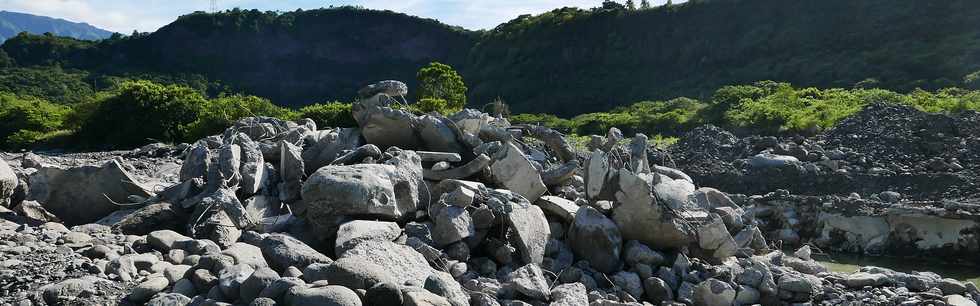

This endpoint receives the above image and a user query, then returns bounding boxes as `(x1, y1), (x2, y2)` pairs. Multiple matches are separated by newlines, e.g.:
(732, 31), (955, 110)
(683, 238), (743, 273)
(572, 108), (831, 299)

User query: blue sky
(1, 0), (680, 33)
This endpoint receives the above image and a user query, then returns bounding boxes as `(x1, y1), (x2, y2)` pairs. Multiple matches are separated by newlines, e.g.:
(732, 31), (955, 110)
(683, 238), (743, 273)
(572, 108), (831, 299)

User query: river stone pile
(0, 82), (978, 306)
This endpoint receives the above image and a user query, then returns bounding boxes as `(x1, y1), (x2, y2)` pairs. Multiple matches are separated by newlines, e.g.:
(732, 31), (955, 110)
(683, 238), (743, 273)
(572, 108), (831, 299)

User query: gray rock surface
(567, 206), (622, 273)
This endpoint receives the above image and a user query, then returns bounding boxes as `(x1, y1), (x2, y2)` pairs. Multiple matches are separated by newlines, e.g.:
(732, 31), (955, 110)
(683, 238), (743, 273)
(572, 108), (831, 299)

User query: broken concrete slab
(28, 160), (153, 225)
(534, 196), (579, 223)
(506, 196), (551, 265)
(586, 150), (611, 200)
(302, 128), (363, 172)
(490, 142), (546, 202)
(230, 133), (267, 196)
(278, 141), (305, 204)
(417, 151), (462, 163)
(302, 150), (422, 225)
(612, 169), (694, 250)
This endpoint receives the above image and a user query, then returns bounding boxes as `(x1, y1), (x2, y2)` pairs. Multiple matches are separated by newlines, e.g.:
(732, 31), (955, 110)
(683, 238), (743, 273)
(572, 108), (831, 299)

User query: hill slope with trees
(2, 1), (980, 117)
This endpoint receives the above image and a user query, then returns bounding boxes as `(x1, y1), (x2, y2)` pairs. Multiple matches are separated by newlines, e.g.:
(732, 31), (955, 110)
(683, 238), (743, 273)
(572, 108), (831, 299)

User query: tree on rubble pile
(416, 62), (467, 114)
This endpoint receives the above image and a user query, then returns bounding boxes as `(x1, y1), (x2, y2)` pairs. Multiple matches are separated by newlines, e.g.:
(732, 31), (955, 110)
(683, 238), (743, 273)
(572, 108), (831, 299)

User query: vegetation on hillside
(466, 0), (980, 116)
(0, 7), (474, 106)
(1, 2), (979, 151)
(3, 1), (979, 117)
(512, 81), (980, 137)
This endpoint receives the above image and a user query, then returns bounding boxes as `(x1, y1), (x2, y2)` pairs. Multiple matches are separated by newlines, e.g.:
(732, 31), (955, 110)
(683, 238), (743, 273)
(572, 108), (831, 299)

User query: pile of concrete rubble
(0, 82), (977, 306)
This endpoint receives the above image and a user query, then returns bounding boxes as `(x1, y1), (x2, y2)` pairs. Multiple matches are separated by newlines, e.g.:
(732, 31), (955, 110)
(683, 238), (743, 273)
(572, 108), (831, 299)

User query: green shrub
(298, 102), (356, 128)
(413, 98), (453, 115)
(510, 113), (576, 133)
(76, 80), (205, 147)
(0, 93), (70, 149)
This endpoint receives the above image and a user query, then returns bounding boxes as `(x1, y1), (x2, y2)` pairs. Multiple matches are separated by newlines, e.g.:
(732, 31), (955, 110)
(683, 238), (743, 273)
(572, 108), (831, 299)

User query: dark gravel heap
(665, 103), (980, 201)
(825, 103), (980, 173)
(0, 221), (132, 305)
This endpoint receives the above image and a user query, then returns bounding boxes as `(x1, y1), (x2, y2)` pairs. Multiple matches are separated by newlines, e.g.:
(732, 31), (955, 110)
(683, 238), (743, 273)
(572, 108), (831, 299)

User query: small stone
(145, 293), (193, 306)
(128, 276), (170, 303)
(366, 282), (403, 306)
(507, 264), (551, 301)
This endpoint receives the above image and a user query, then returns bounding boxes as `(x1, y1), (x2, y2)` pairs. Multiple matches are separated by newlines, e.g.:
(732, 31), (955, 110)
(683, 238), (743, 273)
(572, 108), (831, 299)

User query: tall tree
(626, 0), (637, 10)
(640, 0), (651, 9)
(417, 62), (468, 112)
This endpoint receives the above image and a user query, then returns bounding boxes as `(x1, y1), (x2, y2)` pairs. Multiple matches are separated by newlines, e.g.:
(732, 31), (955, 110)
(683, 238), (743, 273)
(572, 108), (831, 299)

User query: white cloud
(0, 0), (681, 33)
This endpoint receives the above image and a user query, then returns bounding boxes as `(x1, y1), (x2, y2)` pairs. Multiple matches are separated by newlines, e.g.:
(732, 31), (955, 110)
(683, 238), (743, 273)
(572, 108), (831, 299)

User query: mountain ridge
(0, 11), (113, 42)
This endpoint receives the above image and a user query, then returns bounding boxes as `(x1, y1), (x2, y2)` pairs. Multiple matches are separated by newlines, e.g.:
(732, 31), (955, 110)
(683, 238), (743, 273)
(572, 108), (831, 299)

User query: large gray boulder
(612, 169), (693, 250)
(305, 258), (395, 290)
(748, 153), (800, 169)
(285, 285), (362, 306)
(507, 264), (551, 301)
(0, 159), (17, 207)
(335, 220), (402, 255)
(652, 176), (696, 209)
(278, 140), (305, 204)
(261, 234), (333, 272)
(491, 142), (546, 202)
(302, 150), (422, 226)
(353, 96), (419, 150)
(179, 141), (212, 182)
(302, 128), (363, 173)
(230, 133), (267, 196)
(585, 149), (611, 200)
(567, 206), (623, 274)
(28, 160), (152, 225)
(696, 217), (738, 262)
(429, 201), (475, 247)
(505, 195), (551, 265)
(694, 278), (736, 306)
(338, 239), (434, 286)
(352, 93), (467, 154)
(424, 271), (470, 306)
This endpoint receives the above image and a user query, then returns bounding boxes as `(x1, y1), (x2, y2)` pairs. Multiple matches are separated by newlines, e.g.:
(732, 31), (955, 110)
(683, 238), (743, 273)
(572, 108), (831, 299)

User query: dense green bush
(513, 82), (980, 140)
(0, 92), (69, 149)
(298, 102), (356, 128)
(75, 80), (205, 147)
(723, 83), (980, 135)
(412, 98), (453, 115)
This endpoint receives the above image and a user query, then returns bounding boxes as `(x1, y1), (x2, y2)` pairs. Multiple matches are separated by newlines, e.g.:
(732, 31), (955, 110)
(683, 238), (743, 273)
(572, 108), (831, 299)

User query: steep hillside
(466, 0), (980, 116)
(3, 1), (980, 116)
(0, 11), (112, 42)
(1, 7), (476, 105)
